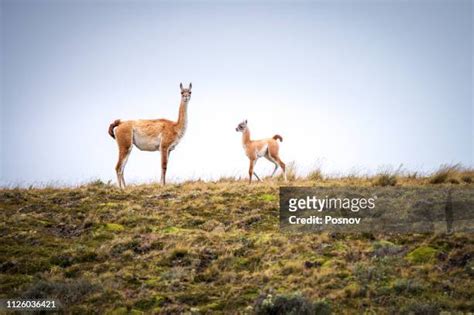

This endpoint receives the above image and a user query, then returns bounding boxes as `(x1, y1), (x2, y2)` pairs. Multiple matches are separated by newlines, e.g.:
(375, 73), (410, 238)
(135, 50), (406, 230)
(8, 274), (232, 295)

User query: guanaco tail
(235, 120), (287, 183)
(108, 83), (192, 188)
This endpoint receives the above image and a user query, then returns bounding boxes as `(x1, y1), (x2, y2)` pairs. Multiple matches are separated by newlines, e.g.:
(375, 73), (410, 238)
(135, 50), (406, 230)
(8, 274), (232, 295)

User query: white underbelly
(169, 139), (181, 151)
(256, 144), (268, 158)
(133, 130), (161, 151)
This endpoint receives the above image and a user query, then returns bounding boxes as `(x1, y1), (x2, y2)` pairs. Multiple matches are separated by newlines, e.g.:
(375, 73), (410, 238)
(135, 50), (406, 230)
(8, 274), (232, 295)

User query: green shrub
(254, 293), (331, 315)
(105, 223), (125, 231)
(406, 246), (438, 264)
(372, 240), (404, 257)
(399, 301), (439, 314)
(392, 278), (424, 294)
(22, 280), (96, 305)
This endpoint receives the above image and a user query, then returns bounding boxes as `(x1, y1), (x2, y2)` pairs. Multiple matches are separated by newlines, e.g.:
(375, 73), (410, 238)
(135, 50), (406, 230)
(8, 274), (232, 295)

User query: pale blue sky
(1, 0), (472, 185)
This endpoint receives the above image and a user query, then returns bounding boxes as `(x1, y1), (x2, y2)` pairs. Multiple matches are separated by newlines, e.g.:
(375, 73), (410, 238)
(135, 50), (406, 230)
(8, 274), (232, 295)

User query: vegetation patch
(105, 223), (125, 232)
(373, 173), (397, 187)
(429, 164), (467, 184)
(406, 246), (438, 264)
(260, 194), (277, 202)
(0, 177), (472, 313)
(22, 279), (97, 306)
(254, 293), (331, 315)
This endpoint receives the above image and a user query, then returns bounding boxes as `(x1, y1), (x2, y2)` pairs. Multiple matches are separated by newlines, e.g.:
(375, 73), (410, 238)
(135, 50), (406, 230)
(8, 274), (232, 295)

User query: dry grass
(281, 161), (298, 182)
(372, 173), (398, 187)
(0, 172), (473, 313)
(306, 168), (324, 182)
(427, 164), (474, 185)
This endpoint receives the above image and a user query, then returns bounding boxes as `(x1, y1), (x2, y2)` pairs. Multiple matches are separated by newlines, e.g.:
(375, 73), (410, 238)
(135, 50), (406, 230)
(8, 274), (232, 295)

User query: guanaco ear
(180, 82), (183, 91)
(189, 83), (192, 90)
(245, 119), (247, 124)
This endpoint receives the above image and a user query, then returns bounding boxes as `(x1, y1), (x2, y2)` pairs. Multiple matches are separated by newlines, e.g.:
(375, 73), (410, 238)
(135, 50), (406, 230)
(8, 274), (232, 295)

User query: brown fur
(236, 122), (287, 183)
(108, 119), (121, 139)
(273, 134), (283, 142)
(109, 83), (192, 188)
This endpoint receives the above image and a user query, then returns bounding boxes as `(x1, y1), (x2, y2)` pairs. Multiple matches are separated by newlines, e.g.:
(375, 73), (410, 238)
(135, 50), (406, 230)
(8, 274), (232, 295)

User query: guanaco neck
(176, 99), (188, 132)
(242, 128), (251, 146)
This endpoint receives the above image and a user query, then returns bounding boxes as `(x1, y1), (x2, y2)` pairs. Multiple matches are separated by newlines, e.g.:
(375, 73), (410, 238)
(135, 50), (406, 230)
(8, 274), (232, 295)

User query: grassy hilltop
(1, 169), (474, 314)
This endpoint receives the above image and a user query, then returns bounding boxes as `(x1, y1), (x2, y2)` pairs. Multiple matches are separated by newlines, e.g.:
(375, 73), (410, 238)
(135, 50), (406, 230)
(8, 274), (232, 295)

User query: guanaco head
(235, 120), (248, 132)
(180, 82), (192, 102)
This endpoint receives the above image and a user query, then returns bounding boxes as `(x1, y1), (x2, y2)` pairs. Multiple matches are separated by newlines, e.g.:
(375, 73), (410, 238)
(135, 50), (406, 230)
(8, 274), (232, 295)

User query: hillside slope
(1, 180), (473, 314)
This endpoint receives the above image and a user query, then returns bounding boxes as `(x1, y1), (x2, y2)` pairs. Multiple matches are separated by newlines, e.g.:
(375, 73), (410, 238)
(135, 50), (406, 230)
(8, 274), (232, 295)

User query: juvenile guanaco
(235, 120), (287, 183)
(108, 83), (192, 188)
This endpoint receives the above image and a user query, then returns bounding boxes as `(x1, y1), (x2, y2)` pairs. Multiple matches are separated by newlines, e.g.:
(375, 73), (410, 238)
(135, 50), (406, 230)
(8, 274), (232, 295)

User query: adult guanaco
(235, 120), (287, 183)
(108, 83), (192, 188)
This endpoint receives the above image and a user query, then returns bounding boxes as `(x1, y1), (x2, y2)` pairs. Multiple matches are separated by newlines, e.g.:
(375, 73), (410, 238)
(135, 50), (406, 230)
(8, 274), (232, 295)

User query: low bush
(254, 293), (331, 315)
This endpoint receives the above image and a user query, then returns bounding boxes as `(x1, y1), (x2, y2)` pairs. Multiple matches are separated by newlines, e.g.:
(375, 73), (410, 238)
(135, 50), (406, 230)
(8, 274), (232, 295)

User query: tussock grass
(427, 164), (474, 185)
(430, 164), (459, 184)
(306, 168), (324, 182)
(373, 173), (398, 187)
(372, 165), (404, 187)
(254, 293), (331, 315)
